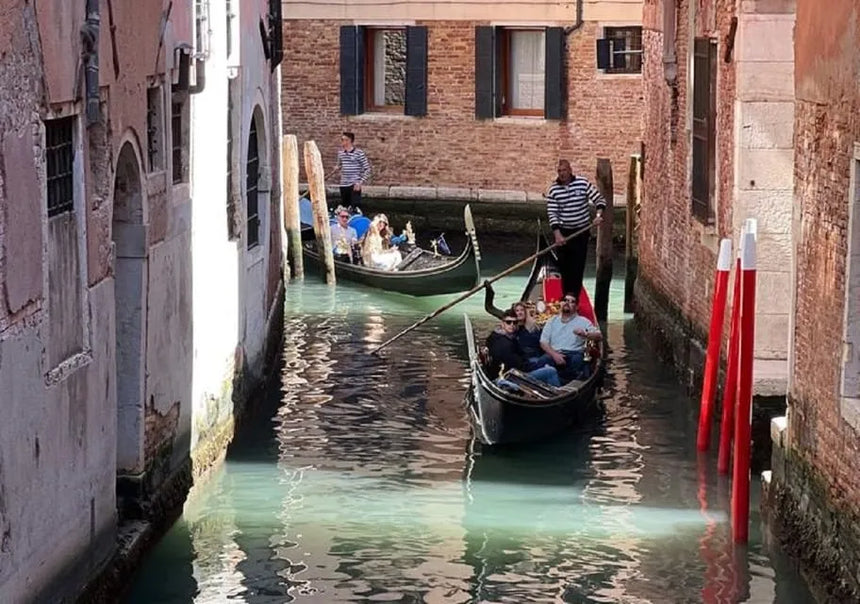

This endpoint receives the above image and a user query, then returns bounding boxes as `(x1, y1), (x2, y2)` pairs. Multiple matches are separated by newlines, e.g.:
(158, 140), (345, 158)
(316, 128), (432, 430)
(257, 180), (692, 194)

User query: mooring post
(624, 154), (641, 313)
(282, 134), (304, 279)
(594, 158), (614, 323)
(303, 140), (335, 285)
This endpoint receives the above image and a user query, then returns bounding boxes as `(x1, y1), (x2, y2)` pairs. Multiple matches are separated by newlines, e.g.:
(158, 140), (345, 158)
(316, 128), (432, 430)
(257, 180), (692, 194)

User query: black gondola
(301, 204), (482, 297)
(464, 232), (605, 445)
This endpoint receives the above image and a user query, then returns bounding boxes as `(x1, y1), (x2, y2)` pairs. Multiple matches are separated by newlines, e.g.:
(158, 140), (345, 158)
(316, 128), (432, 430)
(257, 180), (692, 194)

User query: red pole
(731, 230), (756, 543)
(697, 239), (733, 451)
(717, 257), (742, 474)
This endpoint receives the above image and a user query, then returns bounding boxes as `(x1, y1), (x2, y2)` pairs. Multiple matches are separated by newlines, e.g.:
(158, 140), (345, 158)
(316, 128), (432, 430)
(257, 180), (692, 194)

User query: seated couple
(484, 293), (602, 388)
(330, 207), (405, 270)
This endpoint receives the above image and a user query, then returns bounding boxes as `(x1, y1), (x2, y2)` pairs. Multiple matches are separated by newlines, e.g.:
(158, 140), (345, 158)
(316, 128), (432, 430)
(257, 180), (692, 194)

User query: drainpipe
(564, 0), (584, 35)
(189, 56), (206, 94)
(82, 0), (100, 125)
(663, 0), (678, 86)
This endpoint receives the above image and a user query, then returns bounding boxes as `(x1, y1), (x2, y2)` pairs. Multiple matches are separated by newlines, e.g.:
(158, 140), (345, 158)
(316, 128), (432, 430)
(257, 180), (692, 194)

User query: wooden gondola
(301, 204), (482, 297)
(464, 232), (605, 445)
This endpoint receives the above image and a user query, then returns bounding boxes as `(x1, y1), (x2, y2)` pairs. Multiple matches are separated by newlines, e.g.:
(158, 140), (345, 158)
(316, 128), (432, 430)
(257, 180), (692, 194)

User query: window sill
(595, 71), (642, 80)
(492, 116), (550, 125)
(351, 112), (419, 122)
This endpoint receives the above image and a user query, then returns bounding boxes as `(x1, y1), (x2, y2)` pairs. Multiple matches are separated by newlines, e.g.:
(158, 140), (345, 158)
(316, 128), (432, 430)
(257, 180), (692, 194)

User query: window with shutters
(475, 26), (564, 121)
(691, 38), (717, 223)
(498, 29), (546, 117)
(340, 25), (428, 117)
(365, 28), (406, 112)
(597, 27), (643, 74)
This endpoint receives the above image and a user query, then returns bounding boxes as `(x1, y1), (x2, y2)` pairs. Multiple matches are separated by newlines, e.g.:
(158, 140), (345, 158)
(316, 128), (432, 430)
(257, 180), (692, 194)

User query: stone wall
(280, 20), (644, 196)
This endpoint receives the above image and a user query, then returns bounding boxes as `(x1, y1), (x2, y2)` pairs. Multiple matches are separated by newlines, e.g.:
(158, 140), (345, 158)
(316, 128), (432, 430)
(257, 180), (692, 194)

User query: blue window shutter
(405, 26), (428, 117)
(475, 26), (495, 119)
(340, 26), (365, 115)
(596, 38), (611, 69)
(545, 27), (564, 120)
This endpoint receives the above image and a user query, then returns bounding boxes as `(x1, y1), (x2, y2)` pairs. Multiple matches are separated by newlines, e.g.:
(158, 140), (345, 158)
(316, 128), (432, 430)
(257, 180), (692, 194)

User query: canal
(126, 241), (816, 603)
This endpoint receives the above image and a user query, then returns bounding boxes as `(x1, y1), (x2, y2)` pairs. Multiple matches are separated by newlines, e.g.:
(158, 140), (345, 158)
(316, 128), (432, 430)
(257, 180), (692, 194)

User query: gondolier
(545, 159), (606, 299)
(331, 132), (371, 207)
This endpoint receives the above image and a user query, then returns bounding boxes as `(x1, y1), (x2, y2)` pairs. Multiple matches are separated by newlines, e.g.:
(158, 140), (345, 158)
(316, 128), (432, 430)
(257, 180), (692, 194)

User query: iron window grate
(46, 116), (75, 217)
(246, 117), (260, 248)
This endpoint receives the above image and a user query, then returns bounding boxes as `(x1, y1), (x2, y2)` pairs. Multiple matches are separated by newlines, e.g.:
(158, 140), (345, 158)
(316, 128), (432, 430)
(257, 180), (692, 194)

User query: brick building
(636, 0), (794, 396)
(280, 0), (644, 200)
(764, 1), (860, 599)
(0, 0), (284, 599)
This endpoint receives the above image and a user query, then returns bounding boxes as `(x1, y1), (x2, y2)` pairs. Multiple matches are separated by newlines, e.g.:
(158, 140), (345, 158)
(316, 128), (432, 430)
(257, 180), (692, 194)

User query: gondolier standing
(331, 131), (372, 207)
(545, 159), (606, 300)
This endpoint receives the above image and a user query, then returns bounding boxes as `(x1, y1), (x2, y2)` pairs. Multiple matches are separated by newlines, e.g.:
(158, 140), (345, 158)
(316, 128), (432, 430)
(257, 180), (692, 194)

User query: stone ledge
(303, 183), (629, 207)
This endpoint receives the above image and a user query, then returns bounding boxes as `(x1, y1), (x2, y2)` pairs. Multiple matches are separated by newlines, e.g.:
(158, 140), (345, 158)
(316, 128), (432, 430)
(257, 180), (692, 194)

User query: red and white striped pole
(697, 238), (733, 451)
(717, 254), (742, 475)
(731, 227), (757, 543)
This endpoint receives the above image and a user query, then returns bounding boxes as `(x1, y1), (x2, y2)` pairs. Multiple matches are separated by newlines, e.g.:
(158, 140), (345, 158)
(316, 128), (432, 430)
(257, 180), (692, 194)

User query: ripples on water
(127, 253), (815, 604)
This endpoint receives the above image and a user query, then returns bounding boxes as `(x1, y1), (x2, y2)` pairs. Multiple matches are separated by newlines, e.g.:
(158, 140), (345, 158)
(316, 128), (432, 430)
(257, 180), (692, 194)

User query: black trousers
(555, 227), (590, 300)
(340, 185), (362, 207)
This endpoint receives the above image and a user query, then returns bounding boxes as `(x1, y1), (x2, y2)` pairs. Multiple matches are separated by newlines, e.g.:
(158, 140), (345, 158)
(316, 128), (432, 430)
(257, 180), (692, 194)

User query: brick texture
(281, 20), (643, 196)
(638, 0), (737, 348)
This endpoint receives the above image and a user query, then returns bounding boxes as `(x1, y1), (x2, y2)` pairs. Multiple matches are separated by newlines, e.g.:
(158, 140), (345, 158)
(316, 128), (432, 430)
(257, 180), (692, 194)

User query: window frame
(45, 116), (76, 218)
(246, 116), (260, 249)
(363, 26), (407, 114)
(691, 37), (717, 224)
(599, 25), (643, 75)
(498, 27), (546, 118)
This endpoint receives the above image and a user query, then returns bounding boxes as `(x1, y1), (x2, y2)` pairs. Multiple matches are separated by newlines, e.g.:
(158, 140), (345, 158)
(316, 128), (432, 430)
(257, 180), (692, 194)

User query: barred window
(46, 117), (75, 217)
(597, 26), (643, 75)
(246, 117), (260, 249)
(172, 101), (183, 183)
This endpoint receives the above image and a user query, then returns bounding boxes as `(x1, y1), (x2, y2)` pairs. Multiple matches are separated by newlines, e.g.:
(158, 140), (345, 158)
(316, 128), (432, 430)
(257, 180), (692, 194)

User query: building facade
(765, 1), (860, 599)
(280, 0), (644, 199)
(0, 0), (283, 600)
(636, 0), (794, 396)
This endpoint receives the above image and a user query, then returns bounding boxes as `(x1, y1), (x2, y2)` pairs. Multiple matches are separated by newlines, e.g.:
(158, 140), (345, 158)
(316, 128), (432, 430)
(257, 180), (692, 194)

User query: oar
(369, 222), (594, 355)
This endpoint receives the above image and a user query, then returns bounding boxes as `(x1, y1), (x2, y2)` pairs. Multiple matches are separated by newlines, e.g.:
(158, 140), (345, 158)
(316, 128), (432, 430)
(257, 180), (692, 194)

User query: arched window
(246, 116), (259, 249)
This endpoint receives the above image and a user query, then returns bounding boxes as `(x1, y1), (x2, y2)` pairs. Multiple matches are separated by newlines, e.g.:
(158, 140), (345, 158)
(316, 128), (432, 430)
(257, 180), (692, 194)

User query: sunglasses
(503, 319), (518, 325)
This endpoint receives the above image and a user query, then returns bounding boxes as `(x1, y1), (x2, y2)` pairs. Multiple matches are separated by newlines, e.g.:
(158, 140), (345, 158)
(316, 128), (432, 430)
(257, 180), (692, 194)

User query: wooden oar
(369, 222), (594, 355)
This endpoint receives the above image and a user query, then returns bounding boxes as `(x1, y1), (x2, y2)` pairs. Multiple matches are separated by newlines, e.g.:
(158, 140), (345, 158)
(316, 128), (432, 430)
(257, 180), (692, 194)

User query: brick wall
(638, 0), (736, 349)
(281, 20), (643, 196)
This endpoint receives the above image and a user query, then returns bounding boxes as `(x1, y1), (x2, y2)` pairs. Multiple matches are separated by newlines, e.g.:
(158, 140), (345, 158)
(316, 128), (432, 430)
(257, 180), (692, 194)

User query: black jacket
(485, 329), (529, 379)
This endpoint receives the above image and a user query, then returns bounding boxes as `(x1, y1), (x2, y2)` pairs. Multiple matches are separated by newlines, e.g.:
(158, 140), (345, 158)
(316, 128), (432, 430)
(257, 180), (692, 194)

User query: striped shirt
(337, 147), (371, 186)
(546, 176), (606, 230)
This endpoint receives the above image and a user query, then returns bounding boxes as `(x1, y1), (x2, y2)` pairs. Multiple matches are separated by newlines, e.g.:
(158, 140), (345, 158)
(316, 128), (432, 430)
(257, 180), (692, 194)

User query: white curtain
(509, 31), (546, 110)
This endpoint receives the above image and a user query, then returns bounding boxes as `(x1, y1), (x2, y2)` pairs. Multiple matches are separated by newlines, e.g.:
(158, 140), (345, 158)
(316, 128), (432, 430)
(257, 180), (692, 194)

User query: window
(46, 117), (75, 217)
(340, 25), (428, 117)
(691, 38), (717, 223)
(597, 27), (643, 74)
(475, 26), (564, 120)
(268, 0), (283, 70)
(146, 87), (164, 172)
(171, 96), (188, 184)
(246, 117), (260, 249)
(226, 78), (239, 240)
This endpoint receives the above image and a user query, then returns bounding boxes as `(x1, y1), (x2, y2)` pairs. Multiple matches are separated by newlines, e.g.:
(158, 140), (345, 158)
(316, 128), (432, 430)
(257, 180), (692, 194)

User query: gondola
(464, 232), (605, 445)
(300, 203), (482, 297)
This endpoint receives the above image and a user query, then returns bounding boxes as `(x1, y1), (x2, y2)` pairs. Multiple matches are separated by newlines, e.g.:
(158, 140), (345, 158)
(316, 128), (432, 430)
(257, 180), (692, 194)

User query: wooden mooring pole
(624, 154), (641, 313)
(594, 158), (614, 323)
(303, 140), (336, 284)
(283, 134), (304, 279)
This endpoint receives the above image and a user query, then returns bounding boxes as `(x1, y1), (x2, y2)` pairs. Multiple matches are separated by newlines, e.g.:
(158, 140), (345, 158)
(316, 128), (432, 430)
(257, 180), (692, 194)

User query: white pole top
(744, 218), (758, 238)
(741, 231), (757, 270)
(717, 238), (732, 271)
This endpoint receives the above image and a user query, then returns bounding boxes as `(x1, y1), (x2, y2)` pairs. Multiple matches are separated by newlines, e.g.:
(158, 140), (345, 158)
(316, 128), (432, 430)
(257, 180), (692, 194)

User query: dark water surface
(126, 248), (815, 603)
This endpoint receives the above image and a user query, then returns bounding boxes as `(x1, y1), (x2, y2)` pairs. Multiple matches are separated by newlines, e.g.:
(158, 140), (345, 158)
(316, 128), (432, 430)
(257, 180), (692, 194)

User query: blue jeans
(496, 365), (561, 390)
(557, 350), (590, 383)
(527, 353), (554, 371)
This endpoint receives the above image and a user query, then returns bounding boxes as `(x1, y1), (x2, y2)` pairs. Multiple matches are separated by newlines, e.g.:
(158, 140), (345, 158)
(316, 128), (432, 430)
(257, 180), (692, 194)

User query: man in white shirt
(330, 206), (358, 263)
(539, 292), (602, 382)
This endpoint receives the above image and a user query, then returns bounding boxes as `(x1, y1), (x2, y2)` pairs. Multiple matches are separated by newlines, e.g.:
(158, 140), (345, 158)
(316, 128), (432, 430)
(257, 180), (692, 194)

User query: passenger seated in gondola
(539, 293), (602, 383)
(361, 213), (403, 270)
(486, 310), (560, 387)
(331, 205), (359, 263)
(512, 301), (553, 368)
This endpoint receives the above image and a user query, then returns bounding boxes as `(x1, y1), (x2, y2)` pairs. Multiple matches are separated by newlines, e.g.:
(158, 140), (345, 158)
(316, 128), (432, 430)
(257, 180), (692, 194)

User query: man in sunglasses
(331, 205), (358, 263)
(539, 293), (602, 382)
(485, 310), (560, 387)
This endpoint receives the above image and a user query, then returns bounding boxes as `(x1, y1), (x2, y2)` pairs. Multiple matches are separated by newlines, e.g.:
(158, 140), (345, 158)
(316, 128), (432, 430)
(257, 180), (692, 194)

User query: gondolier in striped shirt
(332, 131), (372, 208)
(545, 159), (605, 299)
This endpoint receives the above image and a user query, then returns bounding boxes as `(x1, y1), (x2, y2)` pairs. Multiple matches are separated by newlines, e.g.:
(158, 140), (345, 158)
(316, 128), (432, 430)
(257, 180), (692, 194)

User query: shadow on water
(125, 240), (816, 604)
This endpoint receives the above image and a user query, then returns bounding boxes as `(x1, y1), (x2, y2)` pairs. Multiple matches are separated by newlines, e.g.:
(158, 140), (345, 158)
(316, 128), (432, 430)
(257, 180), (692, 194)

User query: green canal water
(126, 245), (816, 603)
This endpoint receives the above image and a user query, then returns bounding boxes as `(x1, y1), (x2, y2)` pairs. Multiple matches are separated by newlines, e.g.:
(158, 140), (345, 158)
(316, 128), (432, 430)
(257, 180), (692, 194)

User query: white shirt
(540, 313), (598, 352)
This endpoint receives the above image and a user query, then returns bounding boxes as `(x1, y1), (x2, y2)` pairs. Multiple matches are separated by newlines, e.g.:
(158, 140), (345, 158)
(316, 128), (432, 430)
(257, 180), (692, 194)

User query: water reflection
(126, 247), (815, 604)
